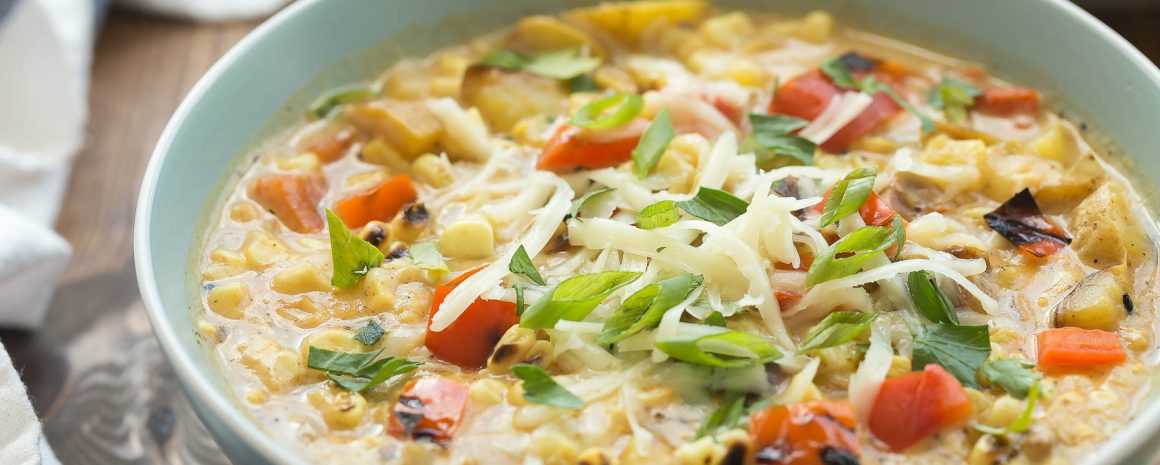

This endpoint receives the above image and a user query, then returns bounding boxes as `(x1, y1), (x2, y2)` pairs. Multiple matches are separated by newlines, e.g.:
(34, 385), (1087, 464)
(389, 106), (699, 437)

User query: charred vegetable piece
(388, 377), (469, 445)
(975, 87), (1040, 116)
(334, 175), (419, 229)
(869, 364), (972, 452)
(536, 124), (642, 172)
(250, 174), (326, 233)
(1053, 270), (1128, 331)
(1037, 327), (1126, 371)
(983, 188), (1071, 257)
(750, 401), (859, 465)
(426, 267), (520, 369)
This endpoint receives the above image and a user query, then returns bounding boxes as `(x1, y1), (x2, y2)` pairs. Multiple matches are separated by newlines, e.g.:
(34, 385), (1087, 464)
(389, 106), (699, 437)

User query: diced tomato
(775, 289), (804, 308)
(334, 174), (418, 229)
(769, 70), (840, 121)
(388, 377), (469, 444)
(250, 174), (326, 233)
(975, 87), (1040, 116)
(820, 91), (902, 153)
(869, 364), (973, 452)
(426, 266), (519, 369)
(1037, 328), (1126, 371)
(814, 189), (904, 227)
(750, 401), (860, 465)
(536, 124), (642, 173)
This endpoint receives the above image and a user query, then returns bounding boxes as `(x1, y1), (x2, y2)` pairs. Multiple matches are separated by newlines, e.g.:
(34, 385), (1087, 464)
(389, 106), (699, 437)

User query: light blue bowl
(134, 0), (1160, 463)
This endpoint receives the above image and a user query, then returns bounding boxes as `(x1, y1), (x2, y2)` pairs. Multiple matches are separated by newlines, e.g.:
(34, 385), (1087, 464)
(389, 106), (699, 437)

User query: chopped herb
(569, 73), (601, 93)
(656, 246), (667, 253)
(408, 241), (448, 273)
(310, 86), (380, 119)
(570, 187), (616, 218)
(570, 93), (643, 130)
(796, 311), (878, 354)
(705, 311), (727, 327)
(631, 108), (674, 178)
(637, 200), (681, 230)
(979, 359), (1041, 400)
(514, 284), (527, 317)
(512, 364), (583, 409)
(598, 274), (703, 344)
(676, 187), (750, 226)
(327, 209), (385, 288)
(974, 381), (1041, 436)
(306, 347), (419, 393)
(479, 48), (600, 80)
(509, 245), (546, 285)
(820, 56), (861, 90)
(912, 323), (991, 388)
(908, 270), (959, 325)
(655, 329), (782, 368)
(520, 271), (642, 329)
(818, 168), (876, 227)
(890, 215), (906, 260)
(928, 78), (982, 125)
(863, 77), (936, 135)
(805, 225), (897, 286)
(353, 320), (386, 346)
(749, 113), (817, 164)
(695, 391), (745, 439)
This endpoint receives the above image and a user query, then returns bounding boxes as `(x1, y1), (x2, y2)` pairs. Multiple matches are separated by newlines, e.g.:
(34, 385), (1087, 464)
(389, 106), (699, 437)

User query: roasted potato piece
(1054, 269), (1128, 331)
(1071, 183), (1130, 268)
(343, 99), (442, 159)
(566, 0), (708, 42)
(460, 65), (566, 132)
(507, 16), (605, 57)
(1035, 152), (1107, 213)
(1030, 119), (1081, 163)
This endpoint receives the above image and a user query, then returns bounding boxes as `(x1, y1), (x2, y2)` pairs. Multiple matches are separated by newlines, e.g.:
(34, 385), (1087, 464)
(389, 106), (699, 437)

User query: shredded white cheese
(849, 320), (893, 421)
(798, 92), (874, 144)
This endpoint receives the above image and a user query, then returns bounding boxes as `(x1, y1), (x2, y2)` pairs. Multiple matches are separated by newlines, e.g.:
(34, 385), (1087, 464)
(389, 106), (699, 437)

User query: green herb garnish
(327, 209), (385, 288)
(676, 187), (750, 226)
(637, 200), (681, 230)
(796, 311), (878, 354)
(928, 78), (982, 125)
(631, 108), (674, 178)
(819, 56), (935, 134)
(408, 241), (448, 273)
(749, 113), (817, 164)
(908, 270), (959, 325)
(655, 329), (782, 368)
(889, 215), (906, 261)
(479, 49), (600, 80)
(520, 271), (642, 329)
(570, 187), (616, 218)
(598, 274), (703, 344)
(353, 320), (386, 346)
(980, 359), (1041, 400)
(974, 381), (1041, 436)
(818, 168), (876, 227)
(912, 323), (991, 388)
(805, 225), (897, 286)
(512, 364), (583, 409)
(310, 86), (380, 119)
(509, 245), (546, 285)
(571, 93), (643, 130)
(306, 347), (419, 392)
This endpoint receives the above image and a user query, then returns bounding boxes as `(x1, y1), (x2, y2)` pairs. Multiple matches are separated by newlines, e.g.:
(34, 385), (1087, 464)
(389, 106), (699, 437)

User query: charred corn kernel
(513, 404), (567, 431)
(527, 431), (579, 465)
(593, 66), (637, 94)
(271, 263), (329, 295)
(245, 387), (269, 405)
(276, 153), (321, 172)
(796, 10), (834, 43)
(309, 387), (368, 430)
(488, 326), (556, 373)
(196, 319), (220, 342)
(887, 355), (912, 378)
(985, 396), (1024, 427)
(697, 12), (754, 48)
(207, 282), (251, 320)
(718, 429), (754, 463)
(242, 231), (289, 271)
(410, 153), (454, 188)
(676, 436), (725, 465)
(389, 204), (430, 243)
(229, 203), (260, 222)
(203, 249), (247, 280)
(238, 337), (303, 393)
(357, 221), (390, 250)
(468, 378), (507, 406)
(275, 298), (331, 329)
(438, 216), (495, 259)
(360, 138), (411, 172)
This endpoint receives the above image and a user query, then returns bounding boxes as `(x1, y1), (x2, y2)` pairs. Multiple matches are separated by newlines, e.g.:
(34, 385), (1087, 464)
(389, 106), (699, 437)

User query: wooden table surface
(1, 6), (1157, 465)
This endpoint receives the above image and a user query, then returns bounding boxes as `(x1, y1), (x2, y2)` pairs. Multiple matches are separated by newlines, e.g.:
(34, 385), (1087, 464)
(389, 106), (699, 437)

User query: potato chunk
(1071, 183), (1130, 268)
(507, 16), (605, 57)
(1054, 269), (1128, 331)
(567, 0), (708, 42)
(343, 99), (443, 158)
(1035, 152), (1107, 213)
(460, 65), (566, 132)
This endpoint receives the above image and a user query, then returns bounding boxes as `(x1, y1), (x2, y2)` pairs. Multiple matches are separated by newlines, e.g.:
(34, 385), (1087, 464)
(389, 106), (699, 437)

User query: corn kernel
(796, 10), (834, 43)
(229, 203), (260, 222)
(697, 12), (754, 49)
(206, 282), (251, 320)
(469, 378), (507, 406)
(271, 263), (330, 294)
(276, 153), (321, 172)
(438, 216), (495, 259)
(242, 231), (289, 271)
(308, 387), (369, 430)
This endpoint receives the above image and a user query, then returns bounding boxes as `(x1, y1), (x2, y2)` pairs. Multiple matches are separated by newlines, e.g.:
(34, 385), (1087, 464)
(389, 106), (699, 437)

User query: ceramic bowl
(135, 0), (1160, 463)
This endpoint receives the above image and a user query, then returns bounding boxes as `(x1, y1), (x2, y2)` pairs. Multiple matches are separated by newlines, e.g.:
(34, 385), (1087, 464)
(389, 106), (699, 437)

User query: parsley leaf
(571, 93), (643, 129)
(353, 320), (386, 346)
(889, 215), (906, 260)
(514, 284), (527, 317)
(310, 86), (380, 119)
(749, 113), (817, 164)
(327, 209), (385, 288)
(408, 241), (448, 273)
(820, 57), (860, 90)
(520, 271), (642, 329)
(509, 245), (546, 285)
(975, 381), (1041, 436)
(479, 49), (600, 80)
(819, 168), (876, 227)
(655, 329), (782, 368)
(512, 364), (583, 409)
(598, 274), (703, 344)
(306, 347), (419, 393)
(637, 200), (680, 230)
(796, 311), (878, 354)
(928, 78), (982, 125)
(570, 187), (616, 218)
(631, 108), (674, 178)
(805, 225), (897, 286)
(980, 359), (1041, 400)
(912, 323), (991, 388)
(676, 187), (750, 226)
(695, 391), (745, 439)
(908, 270), (959, 325)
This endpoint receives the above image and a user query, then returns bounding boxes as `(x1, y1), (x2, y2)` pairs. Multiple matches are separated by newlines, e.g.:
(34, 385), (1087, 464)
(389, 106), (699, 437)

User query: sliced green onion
(570, 93), (643, 130)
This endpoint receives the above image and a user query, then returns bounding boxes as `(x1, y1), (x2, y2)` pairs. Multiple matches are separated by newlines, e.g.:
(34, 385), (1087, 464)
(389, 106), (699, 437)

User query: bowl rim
(134, 1), (1160, 464)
